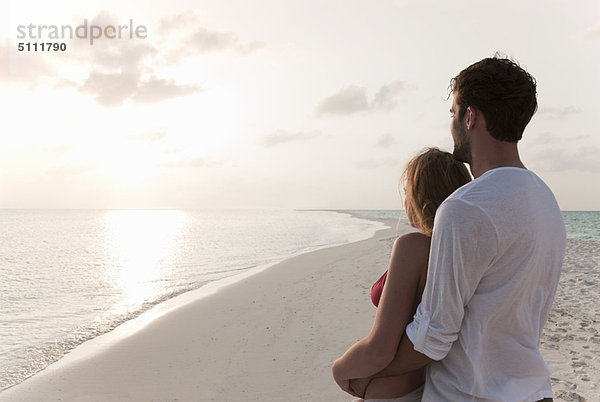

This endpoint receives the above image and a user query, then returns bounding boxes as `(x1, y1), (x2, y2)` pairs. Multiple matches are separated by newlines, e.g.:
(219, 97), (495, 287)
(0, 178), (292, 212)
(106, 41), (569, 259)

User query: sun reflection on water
(101, 210), (187, 312)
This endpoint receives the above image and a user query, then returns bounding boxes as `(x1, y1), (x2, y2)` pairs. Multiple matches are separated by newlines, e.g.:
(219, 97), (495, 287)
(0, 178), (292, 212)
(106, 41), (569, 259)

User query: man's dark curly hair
(449, 54), (537, 142)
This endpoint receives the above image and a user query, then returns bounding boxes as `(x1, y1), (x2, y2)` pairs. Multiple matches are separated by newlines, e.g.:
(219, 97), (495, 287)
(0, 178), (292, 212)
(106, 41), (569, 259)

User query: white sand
(0, 219), (408, 402)
(540, 238), (600, 402)
(1, 219), (596, 401)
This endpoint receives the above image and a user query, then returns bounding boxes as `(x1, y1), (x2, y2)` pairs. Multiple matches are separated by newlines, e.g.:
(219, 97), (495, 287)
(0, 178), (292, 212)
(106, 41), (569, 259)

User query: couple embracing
(333, 56), (566, 401)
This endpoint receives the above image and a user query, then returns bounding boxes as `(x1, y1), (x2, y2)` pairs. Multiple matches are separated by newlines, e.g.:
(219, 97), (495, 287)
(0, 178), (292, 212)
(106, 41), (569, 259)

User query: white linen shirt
(406, 167), (566, 401)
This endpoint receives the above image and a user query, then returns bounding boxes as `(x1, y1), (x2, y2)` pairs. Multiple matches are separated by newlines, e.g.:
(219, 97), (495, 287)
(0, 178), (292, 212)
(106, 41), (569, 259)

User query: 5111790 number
(18, 42), (67, 51)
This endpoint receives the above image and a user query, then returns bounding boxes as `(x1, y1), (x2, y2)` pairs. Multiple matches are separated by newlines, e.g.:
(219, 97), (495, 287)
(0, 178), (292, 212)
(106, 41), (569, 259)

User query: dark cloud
(260, 129), (321, 147)
(536, 106), (583, 119)
(375, 133), (396, 148)
(159, 157), (222, 168)
(315, 81), (408, 116)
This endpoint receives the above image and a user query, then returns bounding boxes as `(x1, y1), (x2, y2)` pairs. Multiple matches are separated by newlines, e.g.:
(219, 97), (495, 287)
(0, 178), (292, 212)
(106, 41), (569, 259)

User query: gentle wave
(0, 209), (385, 389)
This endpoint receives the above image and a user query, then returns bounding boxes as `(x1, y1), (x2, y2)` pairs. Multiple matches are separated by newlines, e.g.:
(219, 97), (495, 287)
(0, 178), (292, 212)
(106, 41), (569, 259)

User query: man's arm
(374, 201), (496, 376)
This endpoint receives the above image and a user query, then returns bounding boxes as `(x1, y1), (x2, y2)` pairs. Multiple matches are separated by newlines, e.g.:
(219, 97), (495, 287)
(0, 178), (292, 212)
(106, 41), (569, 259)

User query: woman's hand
(332, 359), (362, 397)
(349, 377), (372, 398)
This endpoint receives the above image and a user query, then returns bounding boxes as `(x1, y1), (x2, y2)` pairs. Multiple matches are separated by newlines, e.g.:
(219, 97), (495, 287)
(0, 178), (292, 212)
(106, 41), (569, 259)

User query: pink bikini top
(371, 270), (388, 307)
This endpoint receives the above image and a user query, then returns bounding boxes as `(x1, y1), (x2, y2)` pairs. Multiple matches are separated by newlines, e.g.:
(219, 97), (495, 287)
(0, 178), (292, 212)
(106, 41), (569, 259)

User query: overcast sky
(1, 0), (599, 210)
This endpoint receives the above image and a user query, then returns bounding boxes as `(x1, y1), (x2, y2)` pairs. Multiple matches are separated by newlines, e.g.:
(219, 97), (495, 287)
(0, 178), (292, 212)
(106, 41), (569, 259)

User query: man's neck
(469, 142), (525, 178)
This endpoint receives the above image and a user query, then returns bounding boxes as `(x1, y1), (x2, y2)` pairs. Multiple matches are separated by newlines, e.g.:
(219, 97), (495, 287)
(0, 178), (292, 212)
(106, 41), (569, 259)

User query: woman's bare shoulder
(389, 232), (430, 273)
(393, 232), (431, 253)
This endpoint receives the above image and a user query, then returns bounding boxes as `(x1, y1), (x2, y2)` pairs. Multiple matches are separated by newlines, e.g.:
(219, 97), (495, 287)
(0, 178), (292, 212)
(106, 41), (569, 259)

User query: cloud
(78, 72), (203, 107)
(58, 11), (203, 106)
(127, 130), (167, 142)
(87, 41), (157, 73)
(165, 29), (265, 62)
(315, 81), (408, 116)
(260, 129), (321, 147)
(371, 81), (407, 111)
(58, 11), (157, 74)
(158, 11), (202, 34)
(159, 12), (265, 63)
(536, 106), (583, 119)
(375, 133), (396, 148)
(20, 10), (203, 106)
(189, 27), (239, 53)
(78, 72), (140, 106)
(159, 157), (222, 168)
(4, 9), (261, 95)
(315, 86), (369, 116)
(46, 163), (93, 177)
(131, 77), (203, 104)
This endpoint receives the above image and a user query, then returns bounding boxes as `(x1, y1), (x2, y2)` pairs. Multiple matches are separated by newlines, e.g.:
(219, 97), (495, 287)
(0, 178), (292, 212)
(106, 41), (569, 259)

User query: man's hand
(349, 377), (371, 398)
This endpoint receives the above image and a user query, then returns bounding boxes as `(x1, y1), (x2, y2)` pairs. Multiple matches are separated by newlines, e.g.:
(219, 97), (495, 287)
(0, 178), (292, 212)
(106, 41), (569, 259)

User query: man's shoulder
(444, 167), (537, 207)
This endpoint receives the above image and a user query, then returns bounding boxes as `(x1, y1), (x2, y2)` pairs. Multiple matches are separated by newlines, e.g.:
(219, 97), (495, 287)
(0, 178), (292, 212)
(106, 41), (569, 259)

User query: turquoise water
(344, 210), (600, 241)
(561, 211), (600, 241)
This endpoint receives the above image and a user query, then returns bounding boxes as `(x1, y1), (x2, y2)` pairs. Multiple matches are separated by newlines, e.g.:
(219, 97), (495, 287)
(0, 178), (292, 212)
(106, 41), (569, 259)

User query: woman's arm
(332, 232), (429, 393)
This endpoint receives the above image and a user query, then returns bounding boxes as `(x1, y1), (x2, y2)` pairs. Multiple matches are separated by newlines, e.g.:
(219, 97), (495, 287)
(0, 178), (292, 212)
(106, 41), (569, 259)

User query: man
(355, 56), (566, 400)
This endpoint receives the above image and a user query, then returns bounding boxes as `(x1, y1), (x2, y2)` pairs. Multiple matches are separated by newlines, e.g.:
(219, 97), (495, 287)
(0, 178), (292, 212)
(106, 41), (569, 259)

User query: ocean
(0, 209), (384, 390)
(1, 209), (598, 397)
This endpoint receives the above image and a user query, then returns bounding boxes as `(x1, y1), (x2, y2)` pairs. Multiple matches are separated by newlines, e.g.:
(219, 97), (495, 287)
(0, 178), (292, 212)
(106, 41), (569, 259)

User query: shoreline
(1, 215), (409, 401)
(0, 209), (386, 392)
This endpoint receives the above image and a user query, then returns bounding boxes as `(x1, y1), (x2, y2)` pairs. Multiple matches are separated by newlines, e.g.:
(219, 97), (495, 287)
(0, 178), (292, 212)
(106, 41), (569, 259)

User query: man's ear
(465, 106), (476, 130)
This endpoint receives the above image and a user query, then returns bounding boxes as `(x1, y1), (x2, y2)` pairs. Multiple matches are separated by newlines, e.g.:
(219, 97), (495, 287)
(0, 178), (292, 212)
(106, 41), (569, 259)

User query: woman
(332, 148), (471, 401)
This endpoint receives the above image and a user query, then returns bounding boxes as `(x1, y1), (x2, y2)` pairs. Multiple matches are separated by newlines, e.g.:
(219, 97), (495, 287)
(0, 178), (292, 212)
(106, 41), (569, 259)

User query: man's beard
(452, 121), (472, 164)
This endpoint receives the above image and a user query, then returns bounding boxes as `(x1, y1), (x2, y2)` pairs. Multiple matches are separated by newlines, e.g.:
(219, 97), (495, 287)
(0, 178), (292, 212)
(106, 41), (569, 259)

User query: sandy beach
(0, 219), (409, 401)
(1, 216), (598, 401)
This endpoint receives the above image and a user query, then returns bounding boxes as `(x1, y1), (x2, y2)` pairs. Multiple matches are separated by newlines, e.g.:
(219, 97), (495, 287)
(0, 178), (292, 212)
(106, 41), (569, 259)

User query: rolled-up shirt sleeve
(406, 199), (498, 361)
